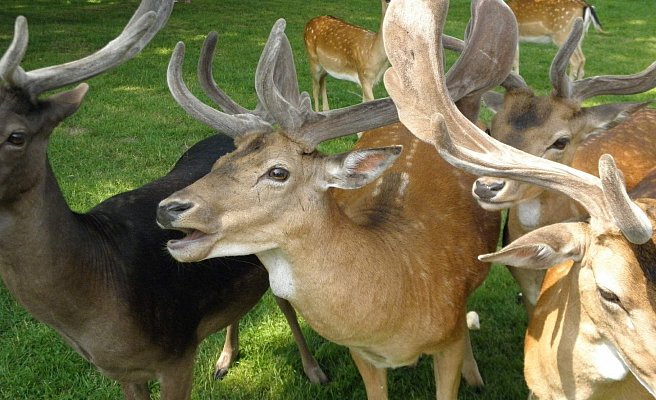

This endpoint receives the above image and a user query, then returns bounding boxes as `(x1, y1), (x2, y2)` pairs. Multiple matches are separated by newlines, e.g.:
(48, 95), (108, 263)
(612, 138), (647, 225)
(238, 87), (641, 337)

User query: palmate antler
(0, 0), (173, 102)
(383, 0), (653, 244)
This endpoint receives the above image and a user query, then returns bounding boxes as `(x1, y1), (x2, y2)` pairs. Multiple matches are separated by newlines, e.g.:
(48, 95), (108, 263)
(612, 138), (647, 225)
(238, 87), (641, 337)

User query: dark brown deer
(155, 0), (516, 396)
(0, 1), (325, 398)
(383, 0), (656, 396)
(474, 19), (656, 315)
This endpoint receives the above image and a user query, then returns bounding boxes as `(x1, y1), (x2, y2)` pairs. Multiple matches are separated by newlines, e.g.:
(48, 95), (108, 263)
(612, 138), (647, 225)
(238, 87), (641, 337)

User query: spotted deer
(304, 0), (391, 111)
(507, 0), (603, 79)
(0, 1), (326, 398)
(383, 0), (656, 396)
(155, 1), (517, 395)
(475, 19), (656, 315)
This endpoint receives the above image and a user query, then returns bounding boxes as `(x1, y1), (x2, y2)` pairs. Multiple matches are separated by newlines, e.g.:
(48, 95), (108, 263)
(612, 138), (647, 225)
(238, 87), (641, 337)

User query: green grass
(0, 0), (654, 399)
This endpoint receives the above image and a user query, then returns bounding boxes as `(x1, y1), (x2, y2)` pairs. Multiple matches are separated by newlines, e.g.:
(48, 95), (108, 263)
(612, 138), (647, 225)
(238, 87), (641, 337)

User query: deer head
(384, 0), (656, 395)
(158, 19), (400, 261)
(474, 18), (656, 211)
(0, 0), (172, 201)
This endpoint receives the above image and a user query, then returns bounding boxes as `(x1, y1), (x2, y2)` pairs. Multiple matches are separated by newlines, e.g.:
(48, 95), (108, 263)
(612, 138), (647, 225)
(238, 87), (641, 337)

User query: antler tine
(445, 0), (518, 106)
(4, 0), (173, 100)
(198, 31), (273, 123)
(571, 60), (656, 102)
(0, 16), (29, 88)
(599, 155), (653, 244)
(167, 41), (273, 138)
(256, 19), (399, 152)
(550, 18), (584, 99)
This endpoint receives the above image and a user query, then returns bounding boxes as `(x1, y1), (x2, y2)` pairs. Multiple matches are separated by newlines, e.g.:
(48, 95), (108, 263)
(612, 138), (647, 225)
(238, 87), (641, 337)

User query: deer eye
(6, 132), (26, 147)
(598, 287), (621, 305)
(548, 137), (570, 151)
(267, 167), (289, 181)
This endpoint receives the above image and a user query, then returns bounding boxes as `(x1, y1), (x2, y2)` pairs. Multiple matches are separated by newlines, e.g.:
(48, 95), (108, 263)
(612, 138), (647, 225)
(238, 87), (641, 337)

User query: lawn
(0, 0), (654, 399)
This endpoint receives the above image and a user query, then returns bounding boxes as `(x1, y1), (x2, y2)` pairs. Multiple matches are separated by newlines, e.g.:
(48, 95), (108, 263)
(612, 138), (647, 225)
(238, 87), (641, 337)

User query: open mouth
(167, 228), (213, 251)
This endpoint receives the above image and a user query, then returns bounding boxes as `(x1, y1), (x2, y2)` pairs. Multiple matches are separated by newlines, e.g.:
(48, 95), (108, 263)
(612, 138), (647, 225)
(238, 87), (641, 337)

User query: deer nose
(157, 201), (194, 228)
(473, 179), (505, 200)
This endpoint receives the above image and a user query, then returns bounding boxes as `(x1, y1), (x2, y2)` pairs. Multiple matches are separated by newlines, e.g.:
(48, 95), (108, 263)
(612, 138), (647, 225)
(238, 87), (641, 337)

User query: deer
(473, 18), (656, 315)
(0, 1), (327, 398)
(155, 0), (518, 396)
(507, 0), (603, 79)
(304, 0), (391, 112)
(383, 0), (656, 396)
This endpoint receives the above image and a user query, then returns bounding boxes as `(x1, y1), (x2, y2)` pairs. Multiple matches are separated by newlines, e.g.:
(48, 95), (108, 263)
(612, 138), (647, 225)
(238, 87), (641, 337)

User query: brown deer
(155, 1), (517, 396)
(384, 0), (656, 396)
(304, 0), (391, 111)
(0, 1), (326, 398)
(474, 19), (656, 315)
(507, 0), (603, 79)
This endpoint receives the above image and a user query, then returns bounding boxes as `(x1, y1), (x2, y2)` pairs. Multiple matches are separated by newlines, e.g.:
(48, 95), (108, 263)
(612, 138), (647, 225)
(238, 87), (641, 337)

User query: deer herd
(1, 0), (655, 399)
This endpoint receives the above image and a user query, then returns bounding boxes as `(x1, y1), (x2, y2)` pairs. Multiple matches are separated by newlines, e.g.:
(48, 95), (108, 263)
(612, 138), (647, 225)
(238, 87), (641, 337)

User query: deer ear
(479, 222), (590, 269)
(323, 146), (402, 190)
(482, 91), (504, 114)
(577, 102), (650, 140)
(45, 83), (89, 122)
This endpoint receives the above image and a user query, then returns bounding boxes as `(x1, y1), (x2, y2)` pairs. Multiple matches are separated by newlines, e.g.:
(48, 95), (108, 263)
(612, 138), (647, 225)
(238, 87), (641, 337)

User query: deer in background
(475, 19), (656, 315)
(507, 0), (603, 79)
(0, 1), (326, 398)
(384, 0), (656, 396)
(156, 0), (517, 395)
(304, 0), (390, 111)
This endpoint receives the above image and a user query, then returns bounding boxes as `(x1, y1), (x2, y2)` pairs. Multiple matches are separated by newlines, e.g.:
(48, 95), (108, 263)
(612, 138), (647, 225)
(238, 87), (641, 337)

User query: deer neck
(0, 160), (104, 326)
(509, 189), (586, 240)
(256, 193), (420, 347)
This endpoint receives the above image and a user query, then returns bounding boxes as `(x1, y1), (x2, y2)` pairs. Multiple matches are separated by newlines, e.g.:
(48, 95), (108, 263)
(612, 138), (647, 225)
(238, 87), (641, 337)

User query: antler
(384, 0), (652, 244)
(170, 19), (399, 152)
(551, 18), (656, 102)
(254, 19), (399, 152)
(0, 0), (173, 101)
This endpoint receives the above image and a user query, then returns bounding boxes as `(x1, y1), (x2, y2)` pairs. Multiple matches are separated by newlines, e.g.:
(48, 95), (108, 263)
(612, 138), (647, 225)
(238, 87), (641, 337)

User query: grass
(0, 0), (654, 399)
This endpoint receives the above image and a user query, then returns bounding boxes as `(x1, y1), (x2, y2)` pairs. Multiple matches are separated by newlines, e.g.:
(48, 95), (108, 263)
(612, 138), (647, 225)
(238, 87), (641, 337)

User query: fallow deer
(156, 1), (517, 395)
(475, 19), (656, 314)
(0, 1), (325, 398)
(384, 1), (656, 396)
(507, 0), (603, 79)
(304, 0), (390, 111)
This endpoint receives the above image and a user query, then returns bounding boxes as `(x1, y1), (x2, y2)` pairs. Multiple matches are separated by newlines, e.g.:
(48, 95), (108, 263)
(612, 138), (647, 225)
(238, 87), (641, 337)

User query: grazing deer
(475, 19), (656, 314)
(507, 0), (603, 79)
(156, 1), (516, 395)
(384, 0), (656, 396)
(304, 0), (391, 111)
(0, 1), (326, 398)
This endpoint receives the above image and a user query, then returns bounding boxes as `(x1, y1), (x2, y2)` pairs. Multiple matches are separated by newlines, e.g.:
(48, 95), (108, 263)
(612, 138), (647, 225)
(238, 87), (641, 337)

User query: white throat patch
(517, 198), (542, 229)
(593, 341), (629, 382)
(257, 248), (296, 300)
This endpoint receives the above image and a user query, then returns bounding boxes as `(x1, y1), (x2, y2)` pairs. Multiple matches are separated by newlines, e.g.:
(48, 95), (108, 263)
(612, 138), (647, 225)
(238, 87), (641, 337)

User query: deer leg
(361, 79), (375, 103)
(319, 74), (330, 112)
(159, 351), (196, 400)
(349, 347), (388, 400)
(461, 321), (484, 388)
(273, 295), (329, 384)
(569, 44), (585, 80)
(214, 322), (240, 380)
(512, 43), (520, 75)
(121, 382), (151, 400)
(433, 331), (466, 400)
